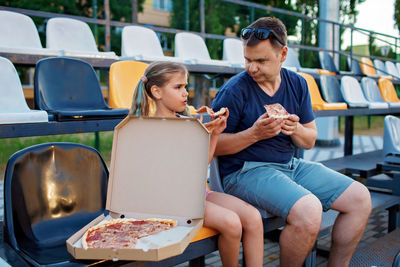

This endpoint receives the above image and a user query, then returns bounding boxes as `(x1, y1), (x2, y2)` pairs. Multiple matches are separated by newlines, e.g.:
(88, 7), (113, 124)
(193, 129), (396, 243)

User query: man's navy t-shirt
(212, 68), (315, 178)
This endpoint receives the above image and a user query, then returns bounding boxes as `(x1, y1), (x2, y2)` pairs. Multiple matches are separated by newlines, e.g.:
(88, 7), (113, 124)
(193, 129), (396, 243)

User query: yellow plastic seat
(378, 78), (400, 102)
(318, 69), (336, 76)
(297, 72), (347, 110)
(360, 57), (392, 80)
(191, 226), (219, 242)
(109, 61), (156, 114)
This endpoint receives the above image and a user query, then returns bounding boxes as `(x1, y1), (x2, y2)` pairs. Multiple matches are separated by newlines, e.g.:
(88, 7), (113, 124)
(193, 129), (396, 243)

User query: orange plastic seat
(318, 69), (336, 76)
(109, 61), (156, 114)
(378, 78), (400, 102)
(297, 72), (347, 110)
(191, 226), (219, 243)
(360, 57), (392, 80)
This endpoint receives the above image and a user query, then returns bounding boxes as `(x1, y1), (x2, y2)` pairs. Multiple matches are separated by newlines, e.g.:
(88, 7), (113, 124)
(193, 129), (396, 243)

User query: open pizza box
(66, 116), (210, 261)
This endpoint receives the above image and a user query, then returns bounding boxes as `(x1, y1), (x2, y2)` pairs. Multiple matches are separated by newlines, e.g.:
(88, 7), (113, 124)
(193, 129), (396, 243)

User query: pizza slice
(264, 103), (290, 119)
(195, 106), (227, 118)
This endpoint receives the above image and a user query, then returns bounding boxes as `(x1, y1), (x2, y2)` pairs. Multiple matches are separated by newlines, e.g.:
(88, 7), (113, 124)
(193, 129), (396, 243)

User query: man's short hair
(243, 17), (287, 48)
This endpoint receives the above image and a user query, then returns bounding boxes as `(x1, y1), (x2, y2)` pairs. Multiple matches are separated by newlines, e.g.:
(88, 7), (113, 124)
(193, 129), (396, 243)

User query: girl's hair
(130, 61), (188, 116)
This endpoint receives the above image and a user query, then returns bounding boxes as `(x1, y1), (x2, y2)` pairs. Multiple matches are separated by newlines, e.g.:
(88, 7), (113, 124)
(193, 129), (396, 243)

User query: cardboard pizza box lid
(106, 116), (209, 221)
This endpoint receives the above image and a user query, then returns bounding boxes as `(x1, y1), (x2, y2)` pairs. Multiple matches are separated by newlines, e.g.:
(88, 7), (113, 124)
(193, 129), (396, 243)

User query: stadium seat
(282, 47), (321, 74)
(109, 60), (155, 114)
(378, 78), (400, 103)
(34, 57), (129, 121)
(346, 56), (363, 76)
(297, 72), (347, 110)
(385, 61), (400, 79)
(0, 57), (48, 124)
(46, 17), (117, 59)
(175, 32), (231, 66)
(4, 142), (108, 266)
(223, 38), (245, 68)
(373, 59), (387, 76)
(361, 77), (400, 108)
(120, 25), (183, 63)
(396, 62), (400, 74)
(341, 76), (387, 108)
(383, 115), (400, 164)
(318, 51), (339, 74)
(0, 10), (60, 56)
(319, 75), (347, 103)
(360, 57), (391, 79)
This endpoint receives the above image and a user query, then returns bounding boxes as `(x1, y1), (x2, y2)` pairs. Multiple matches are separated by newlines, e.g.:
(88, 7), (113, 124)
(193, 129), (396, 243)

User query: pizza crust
(213, 107), (227, 117)
(81, 218), (177, 249)
(195, 106), (227, 117)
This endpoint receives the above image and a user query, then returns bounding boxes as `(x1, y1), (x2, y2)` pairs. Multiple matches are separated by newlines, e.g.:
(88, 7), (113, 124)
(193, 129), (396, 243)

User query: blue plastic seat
(373, 59), (387, 76)
(346, 56), (363, 76)
(341, 76), (387, 109)
(4, 142), (108, 266)
(34, 57), (128, 121)
(282, 47), (319, 74)
(319, 75), (346, 103)
(361, 77), (400, 108)
(383, 115), (400, 164)
(319, 51), (339, 74)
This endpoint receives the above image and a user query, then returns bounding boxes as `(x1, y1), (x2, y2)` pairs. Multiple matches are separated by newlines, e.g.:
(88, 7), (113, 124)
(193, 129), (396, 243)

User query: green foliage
(395, 0), (400, 33)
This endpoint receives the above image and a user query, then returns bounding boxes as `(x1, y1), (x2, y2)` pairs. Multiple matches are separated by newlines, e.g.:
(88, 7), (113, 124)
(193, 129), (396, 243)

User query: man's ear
(150, 85), (162, 100)
(280, 46), (288, 63)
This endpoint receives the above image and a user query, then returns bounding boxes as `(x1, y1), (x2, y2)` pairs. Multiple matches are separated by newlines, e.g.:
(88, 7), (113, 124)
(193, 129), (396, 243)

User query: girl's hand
(203, 108), (229, 135)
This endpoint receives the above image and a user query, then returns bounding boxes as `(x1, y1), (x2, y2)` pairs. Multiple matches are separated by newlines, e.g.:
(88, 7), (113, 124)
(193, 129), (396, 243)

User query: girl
(130, 61), (264, 267)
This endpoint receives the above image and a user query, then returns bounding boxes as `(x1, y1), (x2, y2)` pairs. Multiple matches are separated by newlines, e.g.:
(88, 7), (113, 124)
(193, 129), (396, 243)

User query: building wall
(138, 0), (171, 27)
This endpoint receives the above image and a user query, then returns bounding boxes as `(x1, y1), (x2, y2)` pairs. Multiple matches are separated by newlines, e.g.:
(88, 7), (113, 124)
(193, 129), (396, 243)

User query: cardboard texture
(67, 116), (210, 261)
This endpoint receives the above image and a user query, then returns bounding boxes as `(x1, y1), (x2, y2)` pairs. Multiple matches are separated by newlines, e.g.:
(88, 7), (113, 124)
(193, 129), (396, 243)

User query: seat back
(0, 10), (43, 49)
(223, 38), (244, 66)
(0, 57), (32, 112)
(34, 57), (108, 111)
(385, 61), (400, 78)
(373, 59), (386, 76)
(378, 78), (400, 102)
(340, 76), (369, 105)
(175, 32), (211, 61)
(360, 57), (377, 76)
(109, 60), (149, 109)
(396, 62), (400, 75)
(319, 75), (345, 103)
(283, 47), (301, 70)
(319, 51), (339, 73)
(46, 17), (99, 52)
(347, 57), (363, 75)
(4, 143), (108, 262)
(297, 72), (327, 107)
(360, 77), (385, 102)
(383, 115), (400, 159)
(121, 26), (165, 58)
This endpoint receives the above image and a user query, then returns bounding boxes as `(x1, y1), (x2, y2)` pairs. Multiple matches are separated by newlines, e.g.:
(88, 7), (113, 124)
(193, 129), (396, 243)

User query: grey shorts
(223, 158), (354, 220)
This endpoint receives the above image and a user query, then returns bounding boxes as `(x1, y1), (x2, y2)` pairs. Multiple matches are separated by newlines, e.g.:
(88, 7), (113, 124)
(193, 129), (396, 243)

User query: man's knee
(349, 182), (372, 214)
(287, 194), (322, 236)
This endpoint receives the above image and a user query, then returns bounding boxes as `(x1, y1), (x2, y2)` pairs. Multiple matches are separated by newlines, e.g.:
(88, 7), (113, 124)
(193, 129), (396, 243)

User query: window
(153, 0), (173, 11)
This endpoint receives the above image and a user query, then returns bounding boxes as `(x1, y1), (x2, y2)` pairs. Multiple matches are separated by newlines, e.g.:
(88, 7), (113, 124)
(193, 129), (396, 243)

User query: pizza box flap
(107, 116), (209, 220)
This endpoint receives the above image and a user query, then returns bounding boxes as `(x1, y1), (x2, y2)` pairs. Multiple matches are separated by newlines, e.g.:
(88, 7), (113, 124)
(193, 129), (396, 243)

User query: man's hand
(281, 114), (300, 136)
(250, 113), (283, 142)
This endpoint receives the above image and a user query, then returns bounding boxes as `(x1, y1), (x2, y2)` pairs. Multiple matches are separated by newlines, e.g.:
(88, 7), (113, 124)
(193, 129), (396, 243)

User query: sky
(342, 0), (399, 48)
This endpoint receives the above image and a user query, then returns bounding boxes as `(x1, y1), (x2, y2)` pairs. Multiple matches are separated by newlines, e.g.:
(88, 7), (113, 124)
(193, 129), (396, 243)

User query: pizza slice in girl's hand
(195, 106), (227, 118)
(264, 103), (290, 119)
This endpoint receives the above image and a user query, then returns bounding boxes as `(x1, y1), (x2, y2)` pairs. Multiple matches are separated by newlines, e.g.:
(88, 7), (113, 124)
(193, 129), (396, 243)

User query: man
(212, 17), (371, 267)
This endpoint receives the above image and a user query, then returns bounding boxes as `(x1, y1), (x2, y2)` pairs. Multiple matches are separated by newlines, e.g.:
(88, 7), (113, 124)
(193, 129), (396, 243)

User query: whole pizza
(81, 218), (177, 249)
(264, 103), (290, 119)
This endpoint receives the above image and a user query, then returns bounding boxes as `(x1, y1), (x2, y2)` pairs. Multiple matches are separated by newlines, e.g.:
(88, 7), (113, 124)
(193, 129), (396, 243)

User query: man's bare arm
(281, 115), (317, 150)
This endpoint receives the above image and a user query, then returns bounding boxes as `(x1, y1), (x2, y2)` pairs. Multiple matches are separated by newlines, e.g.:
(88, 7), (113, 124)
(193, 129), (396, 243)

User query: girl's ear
(151, 85), (162, 100)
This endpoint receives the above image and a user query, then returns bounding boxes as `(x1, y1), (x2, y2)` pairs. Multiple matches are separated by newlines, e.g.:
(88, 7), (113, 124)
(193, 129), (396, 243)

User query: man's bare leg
(328, 182), (371, 267)
(280, 194), (322, 267)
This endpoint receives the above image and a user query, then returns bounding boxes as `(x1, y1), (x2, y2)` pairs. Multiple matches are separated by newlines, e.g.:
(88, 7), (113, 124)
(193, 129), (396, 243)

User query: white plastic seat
(340, 76), (388, 109)
(361, 77), (400, 108)
(373, 59), (387, 76)
(46, 17), (117, 59)
(0, 57), (48, 124)
(0, 11), (60, 56)
(282, 47), (320, 74)
(385, 61), (400, 79)
(175, 32), (231, 66)
(383, 115), (400, 164)
(223, 38), (244, 68)
(120, 26), (183, 63)
(396, 62), (400, 75)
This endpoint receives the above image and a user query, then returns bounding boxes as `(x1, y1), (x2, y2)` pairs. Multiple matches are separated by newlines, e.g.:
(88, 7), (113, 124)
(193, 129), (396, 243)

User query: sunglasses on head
(240, 27), (285, 46)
